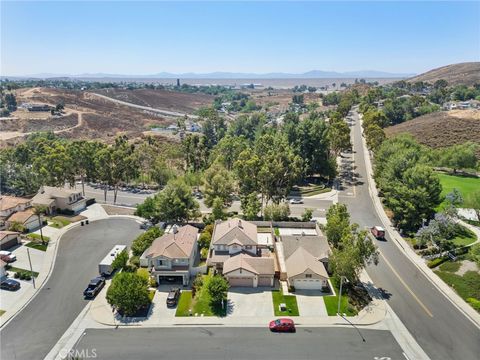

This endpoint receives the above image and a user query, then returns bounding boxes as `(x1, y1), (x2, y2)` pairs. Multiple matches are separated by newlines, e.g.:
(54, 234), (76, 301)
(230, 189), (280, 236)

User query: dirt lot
(385, 110), (480, 152)
(93, 88), (214, 114)
(101, 204), (136, 216)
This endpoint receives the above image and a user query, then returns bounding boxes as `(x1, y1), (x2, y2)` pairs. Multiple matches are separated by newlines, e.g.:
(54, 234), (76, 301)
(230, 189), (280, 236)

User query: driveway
(295, 290), (328, 317)
(11, 245), (45, 273)
(0, 278), (34, 311)
(227, 288), (273, 317)
(143, 285), (179, 324)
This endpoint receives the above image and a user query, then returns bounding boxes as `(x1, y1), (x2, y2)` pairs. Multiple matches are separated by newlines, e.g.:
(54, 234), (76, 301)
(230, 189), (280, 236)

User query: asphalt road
(72, 327), (405, 360)
(0, 218), (143, 360)
(339, 109), (480, 360)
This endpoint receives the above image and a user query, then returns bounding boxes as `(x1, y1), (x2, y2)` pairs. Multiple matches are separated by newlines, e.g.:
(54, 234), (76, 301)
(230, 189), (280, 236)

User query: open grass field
(437, 173), (480, 209)
(385, 110), (480, 153)
(271, 290), (300, 316)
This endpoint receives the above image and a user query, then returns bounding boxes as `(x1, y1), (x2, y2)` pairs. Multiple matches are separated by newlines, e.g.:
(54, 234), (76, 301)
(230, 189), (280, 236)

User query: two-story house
(32, 186), (87, 215)
(140, 225), (199, 286)
(207, 218), (275, 288)
(0, 196), (32, 230)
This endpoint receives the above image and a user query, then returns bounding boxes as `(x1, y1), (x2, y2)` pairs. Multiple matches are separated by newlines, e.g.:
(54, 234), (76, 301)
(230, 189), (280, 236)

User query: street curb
(358, 114), (480, 329)
(0, 214), (144, 329)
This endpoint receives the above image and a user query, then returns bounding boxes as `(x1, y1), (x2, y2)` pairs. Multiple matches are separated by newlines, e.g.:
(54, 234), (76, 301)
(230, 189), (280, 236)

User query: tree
(325, 204), (351, 247)
(240, 192), (261, 220)
(111, 249), (129, 272)
(131, 227), (163, 256)
(211, 197), (226, 220)
(209, 135), (248, 171)
(8, 221), (25, 233)
(439, 142), (478, 173)
(301, 208), (314, 222)
(207, 275), (229, 305)
(264, 203), (290, 221)
(364, 124), (385, 151)
(328, 120), (351, 156)
(32, 205), (47, 245)
(106, 272), (151, 316)
(134, 197), (158, 221)
(198, 230), (212, 250)
(154, 178), (200, 223)
(469, 243), (480, 266)
(203, 163), (235, 208)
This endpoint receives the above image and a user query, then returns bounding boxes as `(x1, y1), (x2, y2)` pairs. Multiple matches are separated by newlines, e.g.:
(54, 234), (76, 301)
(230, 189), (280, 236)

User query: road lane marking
(379, 252), (434, 318)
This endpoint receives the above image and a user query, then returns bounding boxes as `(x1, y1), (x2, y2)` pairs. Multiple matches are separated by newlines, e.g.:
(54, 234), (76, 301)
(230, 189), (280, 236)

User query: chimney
(238, 220), (242, 229)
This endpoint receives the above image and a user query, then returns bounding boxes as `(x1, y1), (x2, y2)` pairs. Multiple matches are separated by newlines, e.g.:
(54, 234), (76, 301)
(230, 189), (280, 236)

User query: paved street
(0, 218), (143, 360)
(340, 109), (480, 360)
(73, 327), (405, 360)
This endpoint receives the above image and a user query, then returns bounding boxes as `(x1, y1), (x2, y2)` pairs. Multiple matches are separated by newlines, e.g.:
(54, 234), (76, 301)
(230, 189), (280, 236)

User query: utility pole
(27, 247), (35, 289)
(337, 276), (347, 315)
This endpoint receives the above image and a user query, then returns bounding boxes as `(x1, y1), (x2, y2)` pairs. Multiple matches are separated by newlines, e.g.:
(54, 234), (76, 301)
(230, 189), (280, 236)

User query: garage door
(158, 275), (183, 284)
(0, 237), (19, 250)
(258, 276), (273, 287)
(228, 276), (254, 287)
(293, 279), (322, 290)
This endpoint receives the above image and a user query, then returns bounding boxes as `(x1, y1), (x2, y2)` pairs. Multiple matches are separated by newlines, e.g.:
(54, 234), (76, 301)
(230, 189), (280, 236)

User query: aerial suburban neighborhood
(1, 1), (480, 360)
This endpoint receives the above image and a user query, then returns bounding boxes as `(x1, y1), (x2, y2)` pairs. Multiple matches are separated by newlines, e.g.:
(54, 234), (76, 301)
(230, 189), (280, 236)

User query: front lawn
(451, 226), (477, 247)
(27, 233), (50, 242)
(323, 279), (358, 316)
(7, 266), (39, 278)
(48, 216), (72, 229)
(272, 290), (299, 316)
(25, 241), (48, 252)
(175, 272), (226, 317)
(437, 173), (480, 210)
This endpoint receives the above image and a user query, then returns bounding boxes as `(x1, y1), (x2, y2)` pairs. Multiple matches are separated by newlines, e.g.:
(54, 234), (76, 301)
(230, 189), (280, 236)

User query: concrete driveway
(0, 278), (34, 311)
(295, 290), (328, 317)
(143, 286), (179, 323)
(227, 288), (273, 317)
(11, 244), (45, 273)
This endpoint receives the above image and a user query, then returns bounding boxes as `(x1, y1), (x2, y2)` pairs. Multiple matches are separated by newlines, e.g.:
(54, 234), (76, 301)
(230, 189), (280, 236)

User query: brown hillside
(93, 88), (214, 114)
(385, 110), (480, 150)
(407, 62), (480, 86)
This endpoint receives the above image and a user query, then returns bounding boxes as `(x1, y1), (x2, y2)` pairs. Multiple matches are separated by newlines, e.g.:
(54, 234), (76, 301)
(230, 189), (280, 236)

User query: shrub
(198, 231), (212, 250)
(427, 257), (448, 268)
(24, 274), (32, 281)
(131, 227), (163, 256)
(129, 255), (140, 268)
(14, 272), (20, 279)
(288, 285), (296, 293)
(207, 275), (229, 305)
(106, 272), (151, 316)
(466, 298), (480, 311)
(136, 268), (150, 284)
(200, 248), (209, 260)
(111, 249), (129, 272)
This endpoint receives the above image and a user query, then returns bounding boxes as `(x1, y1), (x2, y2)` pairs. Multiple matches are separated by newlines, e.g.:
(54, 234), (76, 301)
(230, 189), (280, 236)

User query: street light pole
(337, 276), (345, 315)
(27, 247), (35, 289)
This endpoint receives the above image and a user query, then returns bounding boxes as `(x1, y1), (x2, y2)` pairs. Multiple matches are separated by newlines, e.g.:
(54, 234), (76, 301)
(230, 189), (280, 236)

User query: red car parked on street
(269, 318), (296, 332)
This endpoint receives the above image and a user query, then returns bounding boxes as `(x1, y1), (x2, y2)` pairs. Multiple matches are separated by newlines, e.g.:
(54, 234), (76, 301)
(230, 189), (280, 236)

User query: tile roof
(285, 247), (329, 279)
(282, 234), (330, 260)
(223, 253), (274, 276)
(0, 231), (20, 240)
(143, 225), (198, 259)
(7, 209), (36, 224)
(212, 218), (257, 246)
(0, 196), (31, 211)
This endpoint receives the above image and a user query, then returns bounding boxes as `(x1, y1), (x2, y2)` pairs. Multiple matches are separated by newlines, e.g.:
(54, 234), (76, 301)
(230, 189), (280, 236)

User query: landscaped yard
(271, 290), (299, 316)
(323, 279), (358, 316)
(25, 241), (48, 251)
(175, 272), (226, 317)
(451, 226), (477, 247)
(291, 183), (332, 197)
(27, 233), (50, 242)
(7, 266), (39, 278)
(437, 173), (480, 210)
(48, 216), (72, 229)
(435, 267), (480, 313)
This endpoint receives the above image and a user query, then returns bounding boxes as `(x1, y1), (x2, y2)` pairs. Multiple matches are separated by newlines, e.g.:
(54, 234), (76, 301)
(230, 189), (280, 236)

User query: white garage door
(228, 276), (254, 287)
(293, 279), (322, 290)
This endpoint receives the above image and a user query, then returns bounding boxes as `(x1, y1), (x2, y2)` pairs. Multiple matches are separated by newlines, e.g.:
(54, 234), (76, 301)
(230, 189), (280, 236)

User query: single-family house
(140, 225), (199, 286)
(32, 186), (86, 215)
(0, 231), (20, 250)
(282, 233), (331, 290)
(0, 196), (32, 230)
(6, 209), (42, 232)
(207, 218), (275, 287)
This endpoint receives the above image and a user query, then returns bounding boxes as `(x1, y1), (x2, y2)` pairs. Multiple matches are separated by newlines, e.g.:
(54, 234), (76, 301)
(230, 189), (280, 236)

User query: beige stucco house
(208, 218), (275, 288)
(32, 186), (86, 215)
(0, 231), (21, 250)
(140, 225), (199, 286)
(0, 196), (32, 230)
(6, 209), (42, 232)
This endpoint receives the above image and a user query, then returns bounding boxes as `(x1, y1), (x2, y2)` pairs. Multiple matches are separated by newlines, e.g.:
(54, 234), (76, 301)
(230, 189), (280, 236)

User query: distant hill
(385, 110), (480, 152)
(407, 62), (480, 86)
(5, 69), (414, 80)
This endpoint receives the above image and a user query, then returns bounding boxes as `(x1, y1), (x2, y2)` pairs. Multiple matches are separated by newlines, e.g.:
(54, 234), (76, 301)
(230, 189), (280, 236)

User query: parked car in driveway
(0, 251), (16, 262)
(83, 277), (105, 298)
(289, 198), (303, 204)
(166, 288), (181, 307)
(0, 254), (16, 263)
(1, 278), (21, 291)
(269, 318), (296, 332)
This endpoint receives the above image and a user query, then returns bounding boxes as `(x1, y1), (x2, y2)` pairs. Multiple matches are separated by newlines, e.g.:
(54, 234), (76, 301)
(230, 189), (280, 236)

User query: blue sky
(1, 1), (479, 76)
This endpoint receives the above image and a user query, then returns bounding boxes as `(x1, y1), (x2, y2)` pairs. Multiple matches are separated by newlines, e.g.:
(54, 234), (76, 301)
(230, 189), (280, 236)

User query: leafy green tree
(439, 142), (478, 173)
(111, 249), (129, 272)
(154, 178), (200, 223)
(134, 197), (158, 221)
(207, 275), (229, 305)
(264, 203), (290, 221)
(240, 192), (261, 220)
(211, 197), (226, 220)
(469, 243), (480, 266)
(325, 204), (351, 247)
(203, 163), (235, 208)
(131, 227), (163, 256)
(209, 135), (248, 170)
(301, 208), (314, 222)
(106, 272), (151, 316)
(364, 124), (386, 152)
(198, 230), (212, 250)
(202, 113), (227, 149)
(328, 120), (351, 156)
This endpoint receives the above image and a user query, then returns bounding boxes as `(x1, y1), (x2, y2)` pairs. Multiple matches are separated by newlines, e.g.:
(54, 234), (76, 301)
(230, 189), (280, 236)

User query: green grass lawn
(435, 270), (480, 313)
(323, 279), (358, 316)
(437, 173), (480, 210)
(25, 241), (48, 251)
(27, 233), (50, 242)
(271, 290), (299, 316)
(175, 272), (226, 317)
(438, 261), (461, 273)
(8, 266), (39, 277)
(48, 216), (72, 229)
(452, 225), (477, 247)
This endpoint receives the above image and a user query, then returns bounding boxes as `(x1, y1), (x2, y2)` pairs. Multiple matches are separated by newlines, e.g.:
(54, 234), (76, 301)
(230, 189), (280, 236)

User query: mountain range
(7, 69), (415, 80)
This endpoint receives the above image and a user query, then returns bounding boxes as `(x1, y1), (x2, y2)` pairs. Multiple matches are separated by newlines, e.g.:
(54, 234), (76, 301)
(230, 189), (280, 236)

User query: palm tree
(32, 205), (48, 245)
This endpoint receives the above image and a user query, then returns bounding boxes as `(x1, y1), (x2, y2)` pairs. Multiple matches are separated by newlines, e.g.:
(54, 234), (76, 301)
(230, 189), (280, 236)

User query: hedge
(427, 257), (448, 268)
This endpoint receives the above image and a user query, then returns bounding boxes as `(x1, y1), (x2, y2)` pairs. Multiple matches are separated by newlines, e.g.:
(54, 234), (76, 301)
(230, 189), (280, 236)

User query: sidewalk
(358, 113), (480, 329)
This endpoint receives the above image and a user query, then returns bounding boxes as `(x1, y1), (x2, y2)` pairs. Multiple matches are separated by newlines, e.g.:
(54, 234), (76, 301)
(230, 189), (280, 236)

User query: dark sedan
(1, 278), (21, 291)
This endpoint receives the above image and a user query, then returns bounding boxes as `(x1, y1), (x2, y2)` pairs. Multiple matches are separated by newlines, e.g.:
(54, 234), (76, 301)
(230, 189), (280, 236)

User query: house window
(157, 260), (164, 266)
(245, 245), (252, 249)
(306, 274), (312, 278)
